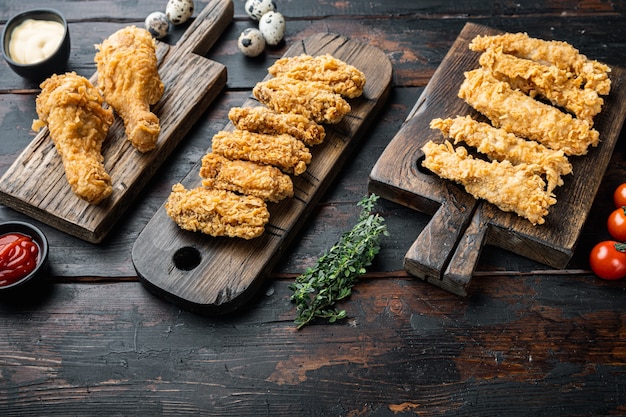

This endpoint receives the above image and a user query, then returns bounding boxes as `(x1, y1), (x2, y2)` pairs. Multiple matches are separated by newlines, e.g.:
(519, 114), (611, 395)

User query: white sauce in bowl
(9, 19), (65, 65)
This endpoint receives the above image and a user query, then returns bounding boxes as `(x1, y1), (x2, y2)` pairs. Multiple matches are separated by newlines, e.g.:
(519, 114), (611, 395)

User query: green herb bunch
(289, 194), (389, 329)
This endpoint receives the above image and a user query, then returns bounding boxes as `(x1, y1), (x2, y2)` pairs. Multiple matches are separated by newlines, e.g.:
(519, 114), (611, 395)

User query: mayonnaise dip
(9, 19), (65, 65)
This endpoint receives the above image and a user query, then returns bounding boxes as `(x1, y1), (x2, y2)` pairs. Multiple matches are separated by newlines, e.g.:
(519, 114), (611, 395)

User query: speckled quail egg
(245, 0), (277, 21)
(238, 28), (266, 57)
(145, 11), (170, 39)
(258, 11), (285, 46)
(166, 0), (194, 25)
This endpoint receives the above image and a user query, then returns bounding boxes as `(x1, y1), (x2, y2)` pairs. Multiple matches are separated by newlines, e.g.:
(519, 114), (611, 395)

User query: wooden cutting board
(0, 0), (233, 243)
(369, 22), (626, 296)
(132, 33), (393, 315)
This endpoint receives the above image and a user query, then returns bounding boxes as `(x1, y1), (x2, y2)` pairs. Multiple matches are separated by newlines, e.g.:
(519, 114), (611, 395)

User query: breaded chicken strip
(458, 68), (599, 156)
(32, 72), (114, 204)
(469, 32), (611, 95)
(253, 77), (351, 124)
(165, 183), (269, 239)
(479, 47), (604, 124)
(95, 26), (164, 152)
(267, 53), (366, 98)
(200, 152), (294, 203)
(431, 116), (572, 193)
(211, 129), (312, 175)
(422, 141), (556, 225)
(228, 106), (326, 146)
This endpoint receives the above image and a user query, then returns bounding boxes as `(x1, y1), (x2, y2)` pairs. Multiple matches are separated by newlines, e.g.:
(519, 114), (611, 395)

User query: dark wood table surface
(2, 1), (626, 415)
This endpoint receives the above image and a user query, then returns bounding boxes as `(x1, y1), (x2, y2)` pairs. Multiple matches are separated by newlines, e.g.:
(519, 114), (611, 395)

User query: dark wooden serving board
(0, 0), (233, 243)
(369, 22), (626, 296)
(132, 33), (393, 314)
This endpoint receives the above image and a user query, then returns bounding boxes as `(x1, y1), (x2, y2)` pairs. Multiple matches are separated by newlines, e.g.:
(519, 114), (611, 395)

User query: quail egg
(145, 11), (170, 39)
(238, 28), (266, 57)
(166, 0), (194, 25)
(245, 0), (277, 21)
(258, 11), (285, 46)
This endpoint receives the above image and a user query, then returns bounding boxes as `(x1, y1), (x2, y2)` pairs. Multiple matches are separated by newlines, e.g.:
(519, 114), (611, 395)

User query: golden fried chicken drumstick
(32, 72), (114, 205)
(165, 183), (270, 240)
(95, 26), (164, 153)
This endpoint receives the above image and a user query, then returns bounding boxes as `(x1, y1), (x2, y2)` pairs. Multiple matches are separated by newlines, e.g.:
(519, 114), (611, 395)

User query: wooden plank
(132, 33), (393, 314)
(0, 0), (234, 243)
(369, 22), (626, 295)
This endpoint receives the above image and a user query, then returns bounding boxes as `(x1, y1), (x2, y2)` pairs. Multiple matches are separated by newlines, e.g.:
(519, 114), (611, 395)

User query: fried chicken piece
(211, 129), (312, 176)
(431, 116), (572, 193)
(267, 53), (366, 98)
(95, 26), (164, 152)
(253, 77), (351, 124)
(228, 106), (326, 146)
(165, 183), (269, 239)
(422, 140), (556, 225)
(32, 72), (114, 204)
(479, 47), (604, 124)
(458, 68), (599, 156)
(469, 32), (611, 95)
(200, 152), (294, 203)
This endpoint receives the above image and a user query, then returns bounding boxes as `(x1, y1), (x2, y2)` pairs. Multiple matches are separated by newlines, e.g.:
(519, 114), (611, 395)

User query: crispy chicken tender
(253, 77), (351, 124)
(431, 116), (572, 193)
(228, 106), (326, 146)
(469, 32), (611, 95)
(267, 53), (366, 98)
(200, 152), (294, 203)
(458, 68), (599, 156)
(422, 141), (556, 225)
(165, 183), (269, 240)
(95, 26), (164, 152)
(479, 47), (604, 124)
(32, 72), (114, 204)
(211, 129), (312, 176)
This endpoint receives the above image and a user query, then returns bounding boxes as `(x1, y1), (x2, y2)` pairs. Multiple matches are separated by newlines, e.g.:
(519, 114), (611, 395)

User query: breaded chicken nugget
(458, 68), (599, 156)
(32, 72), (114, 204)
(422, 140), (556, 225)
(211, 129), (311, 176)
(200, 152), (294, 203)
(165, 183), (269, 239)
(253, 77), (351, 124)
(228, 106), (326, 146)
(268, 53), (366, 98)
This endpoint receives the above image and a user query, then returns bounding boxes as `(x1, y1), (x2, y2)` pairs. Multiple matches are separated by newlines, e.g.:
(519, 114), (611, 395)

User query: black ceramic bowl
(1, 8), (70, 81)
(0, 221), (49, 292)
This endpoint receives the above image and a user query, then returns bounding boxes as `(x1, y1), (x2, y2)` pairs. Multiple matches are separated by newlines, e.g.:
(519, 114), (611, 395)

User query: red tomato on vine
(589, 241), (626, 280)
(614, 183), (626, 208)
(608, 207), (626, 242)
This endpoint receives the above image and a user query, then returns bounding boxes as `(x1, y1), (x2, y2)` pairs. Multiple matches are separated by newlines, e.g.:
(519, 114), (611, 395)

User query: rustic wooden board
(369, 22), (626, 296)
(132, 33), (393, 314)
(0, 0), (234, 243)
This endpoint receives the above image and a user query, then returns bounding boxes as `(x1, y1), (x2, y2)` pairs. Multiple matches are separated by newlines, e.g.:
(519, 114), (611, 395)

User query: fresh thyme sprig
(289, 194), (389, 329)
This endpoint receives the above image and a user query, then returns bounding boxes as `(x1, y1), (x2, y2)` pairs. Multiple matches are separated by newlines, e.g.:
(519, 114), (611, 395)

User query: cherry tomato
(589, 240), (626, 280)
(614, 183), (626, 208)
(608, 207), (626, 242)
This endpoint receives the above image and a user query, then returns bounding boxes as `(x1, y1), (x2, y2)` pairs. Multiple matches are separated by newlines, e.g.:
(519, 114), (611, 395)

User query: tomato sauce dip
(0, 232), (40, 287)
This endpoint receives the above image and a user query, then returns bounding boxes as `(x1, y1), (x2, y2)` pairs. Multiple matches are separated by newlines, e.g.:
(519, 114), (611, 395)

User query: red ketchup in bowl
(0, 232), (40, 286)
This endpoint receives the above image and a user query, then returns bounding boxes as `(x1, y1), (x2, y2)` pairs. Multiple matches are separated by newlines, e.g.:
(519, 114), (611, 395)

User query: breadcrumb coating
(479, 47), (604, 124)
(458, 68), (599, 156)
(32, 72), (114, 204)
(267, 53), (366, 98)
(228, 106), (326, 146)
(469, 32), (611, 95)
(431, 116), (572, 193)
(253, 77), (351, 124)
(200, 152), (294, 203)
(422, 140), (556, 225)
(165, 183), (269, 240)
(211, 129), (311, 176)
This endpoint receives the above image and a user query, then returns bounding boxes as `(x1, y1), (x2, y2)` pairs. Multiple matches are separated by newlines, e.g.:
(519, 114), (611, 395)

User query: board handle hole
(416, 155), (434, 175)
(173, 246), (202, 271)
